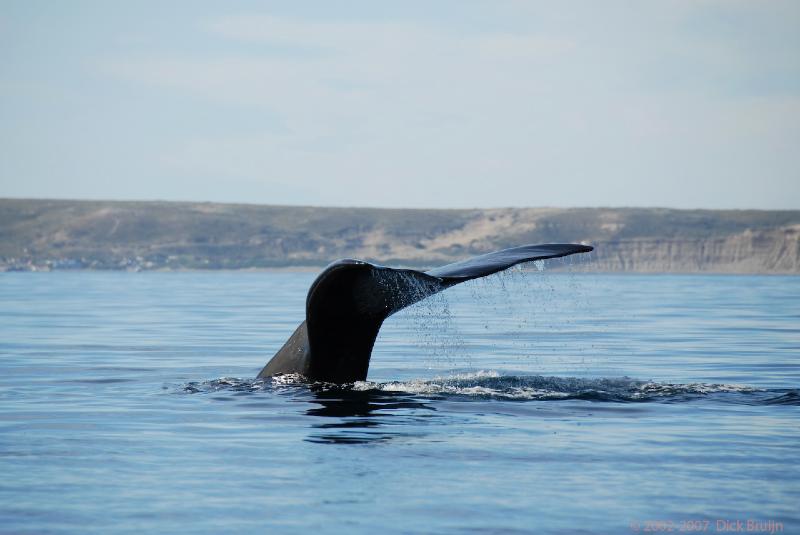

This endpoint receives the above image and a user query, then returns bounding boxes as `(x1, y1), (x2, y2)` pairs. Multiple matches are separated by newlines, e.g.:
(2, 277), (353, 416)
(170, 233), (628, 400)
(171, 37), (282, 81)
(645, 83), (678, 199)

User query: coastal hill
(1, 198), (798, 273)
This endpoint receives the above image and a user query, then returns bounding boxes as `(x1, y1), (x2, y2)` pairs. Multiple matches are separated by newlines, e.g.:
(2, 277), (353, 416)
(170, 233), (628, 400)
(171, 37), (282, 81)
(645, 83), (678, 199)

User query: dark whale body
(258, 243), (593, 383)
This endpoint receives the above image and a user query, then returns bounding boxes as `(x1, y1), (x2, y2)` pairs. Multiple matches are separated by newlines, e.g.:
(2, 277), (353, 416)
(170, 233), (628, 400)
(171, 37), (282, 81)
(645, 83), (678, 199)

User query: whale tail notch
(257, 243), (593, 383)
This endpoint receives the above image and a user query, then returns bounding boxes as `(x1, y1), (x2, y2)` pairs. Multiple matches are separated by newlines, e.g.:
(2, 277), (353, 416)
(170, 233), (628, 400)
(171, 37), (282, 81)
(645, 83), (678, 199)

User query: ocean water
(1, 268), (798, 534)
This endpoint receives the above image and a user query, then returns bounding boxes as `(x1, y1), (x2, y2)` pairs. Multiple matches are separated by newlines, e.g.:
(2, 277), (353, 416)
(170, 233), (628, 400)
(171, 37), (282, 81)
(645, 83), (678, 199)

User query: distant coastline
(1, 198), (798, 274)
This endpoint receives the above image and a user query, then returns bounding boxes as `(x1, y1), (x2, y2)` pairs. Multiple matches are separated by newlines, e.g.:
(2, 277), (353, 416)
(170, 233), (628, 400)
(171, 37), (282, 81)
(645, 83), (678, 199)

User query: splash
(352, 371), (761, 401)
(181, 371), (781, 404)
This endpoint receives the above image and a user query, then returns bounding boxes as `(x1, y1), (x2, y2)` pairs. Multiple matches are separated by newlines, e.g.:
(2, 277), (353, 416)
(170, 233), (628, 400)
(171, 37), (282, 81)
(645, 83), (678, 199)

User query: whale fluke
(258, 243), (593, 383)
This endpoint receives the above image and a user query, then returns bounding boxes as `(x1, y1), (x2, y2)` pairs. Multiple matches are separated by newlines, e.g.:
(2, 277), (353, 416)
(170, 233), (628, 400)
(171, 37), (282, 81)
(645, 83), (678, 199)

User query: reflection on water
(305, 388), (439, 444)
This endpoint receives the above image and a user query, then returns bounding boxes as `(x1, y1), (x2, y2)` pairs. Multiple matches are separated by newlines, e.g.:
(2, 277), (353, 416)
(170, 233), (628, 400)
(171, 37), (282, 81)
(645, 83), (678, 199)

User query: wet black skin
(257, 243), (593, 384)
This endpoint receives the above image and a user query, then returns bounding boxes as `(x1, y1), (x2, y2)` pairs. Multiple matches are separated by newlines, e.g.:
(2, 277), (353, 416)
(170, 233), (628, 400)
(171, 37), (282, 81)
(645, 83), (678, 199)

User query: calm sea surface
(1, 269), (798, 534)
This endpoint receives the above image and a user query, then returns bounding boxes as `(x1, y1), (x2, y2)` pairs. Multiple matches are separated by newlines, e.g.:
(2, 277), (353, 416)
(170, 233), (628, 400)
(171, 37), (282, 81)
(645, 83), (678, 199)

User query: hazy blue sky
(1, 1), (798, 209)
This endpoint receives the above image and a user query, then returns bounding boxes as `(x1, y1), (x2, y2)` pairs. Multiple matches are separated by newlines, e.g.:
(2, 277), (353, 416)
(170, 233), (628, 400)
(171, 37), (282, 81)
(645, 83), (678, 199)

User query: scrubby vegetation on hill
(1, 199), (798, 273)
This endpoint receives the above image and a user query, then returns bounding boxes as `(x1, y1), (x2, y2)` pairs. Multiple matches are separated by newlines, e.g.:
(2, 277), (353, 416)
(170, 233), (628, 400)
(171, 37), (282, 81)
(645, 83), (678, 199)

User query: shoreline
(2, 267), (797, 276)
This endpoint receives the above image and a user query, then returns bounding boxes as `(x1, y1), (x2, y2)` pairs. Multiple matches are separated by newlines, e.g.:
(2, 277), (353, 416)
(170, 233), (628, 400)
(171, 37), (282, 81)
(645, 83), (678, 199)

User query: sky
(0, 1), (798, 209)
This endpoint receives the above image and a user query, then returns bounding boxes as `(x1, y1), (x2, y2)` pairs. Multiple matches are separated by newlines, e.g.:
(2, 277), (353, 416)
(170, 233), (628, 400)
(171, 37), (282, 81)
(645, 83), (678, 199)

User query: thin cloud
(3, 3), (798, 208)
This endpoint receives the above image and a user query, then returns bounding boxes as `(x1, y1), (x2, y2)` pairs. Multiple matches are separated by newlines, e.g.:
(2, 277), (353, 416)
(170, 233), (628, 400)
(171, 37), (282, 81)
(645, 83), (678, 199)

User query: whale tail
(258, 243), (593, 383)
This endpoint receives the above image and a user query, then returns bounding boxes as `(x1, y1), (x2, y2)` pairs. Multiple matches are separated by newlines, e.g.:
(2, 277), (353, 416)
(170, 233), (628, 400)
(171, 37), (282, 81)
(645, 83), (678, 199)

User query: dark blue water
(1, 270), (798, 534)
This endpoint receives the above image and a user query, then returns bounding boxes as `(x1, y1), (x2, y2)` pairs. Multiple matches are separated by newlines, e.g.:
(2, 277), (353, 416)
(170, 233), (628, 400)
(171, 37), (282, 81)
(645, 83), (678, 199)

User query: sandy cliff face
(589, 226), (800, 272)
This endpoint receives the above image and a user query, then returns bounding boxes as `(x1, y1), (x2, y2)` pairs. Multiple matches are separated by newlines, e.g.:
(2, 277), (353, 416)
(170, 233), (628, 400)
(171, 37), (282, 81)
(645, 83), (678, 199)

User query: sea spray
(457, 258), (600, 375)
(372, 269), (468, 374)
(374, 257), (602, 377)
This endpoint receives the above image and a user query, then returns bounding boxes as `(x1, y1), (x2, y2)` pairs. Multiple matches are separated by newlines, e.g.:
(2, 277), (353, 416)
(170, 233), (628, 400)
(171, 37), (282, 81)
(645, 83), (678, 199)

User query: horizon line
(2, 196), (798, 213)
